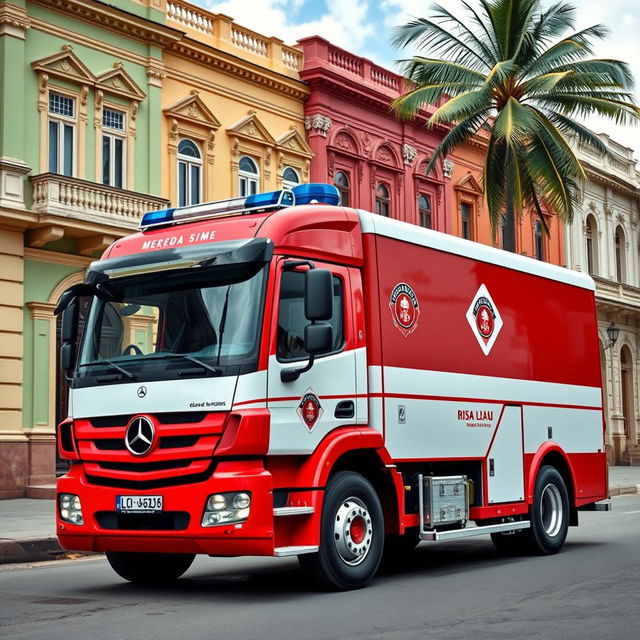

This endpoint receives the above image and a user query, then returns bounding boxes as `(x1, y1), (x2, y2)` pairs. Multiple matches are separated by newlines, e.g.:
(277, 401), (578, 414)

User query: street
(0, 496), (638, 640)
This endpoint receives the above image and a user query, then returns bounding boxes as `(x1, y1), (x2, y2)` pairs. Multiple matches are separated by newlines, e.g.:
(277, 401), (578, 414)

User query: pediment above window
(95, 64), (146, 101)
(31, 46), (95, 85)
(164, 90), (221, 129)
(227, 111), (275, 147)
(275, 126), (312, 157)
(455, 172), (483, 195)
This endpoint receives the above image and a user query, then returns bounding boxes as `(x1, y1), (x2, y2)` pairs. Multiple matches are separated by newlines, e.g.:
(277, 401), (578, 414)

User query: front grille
(95, 511), (190, 531)
(97, 459), (193, 473)
(86, 462), (216, 490)
(93, 436), (199, 451)
(90, 415), (132, 428)
(156, 412), (206, 424)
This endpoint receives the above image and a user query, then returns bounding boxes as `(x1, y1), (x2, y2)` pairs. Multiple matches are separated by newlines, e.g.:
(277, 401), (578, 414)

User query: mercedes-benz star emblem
(125, 416), (155, 456)
(137, 386), (147, 398)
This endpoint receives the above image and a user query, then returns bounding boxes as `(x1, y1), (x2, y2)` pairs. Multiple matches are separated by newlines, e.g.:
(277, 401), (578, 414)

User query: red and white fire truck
(55, 184), (608, 590)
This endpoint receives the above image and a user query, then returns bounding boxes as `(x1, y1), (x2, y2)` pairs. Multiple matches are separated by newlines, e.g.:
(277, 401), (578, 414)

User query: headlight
(58, 493), (83, 525)
(202, 492), (251, 527)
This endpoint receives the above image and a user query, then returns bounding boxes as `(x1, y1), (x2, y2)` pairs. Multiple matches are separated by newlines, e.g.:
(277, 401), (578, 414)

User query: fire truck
(55, 183), (608, 590)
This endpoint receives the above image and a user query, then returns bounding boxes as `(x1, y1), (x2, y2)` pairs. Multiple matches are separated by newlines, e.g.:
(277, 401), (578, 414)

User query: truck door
(267, 259), (358, 455)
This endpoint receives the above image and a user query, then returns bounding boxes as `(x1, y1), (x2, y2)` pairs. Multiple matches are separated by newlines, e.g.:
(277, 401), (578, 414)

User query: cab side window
(277, 270), (344, 361)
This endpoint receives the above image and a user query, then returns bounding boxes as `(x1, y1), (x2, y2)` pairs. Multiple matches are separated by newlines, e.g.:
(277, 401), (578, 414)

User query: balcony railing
(29, 173), (169, 230)
(593, 275), (640, 307)
(165, 1), (303, 74)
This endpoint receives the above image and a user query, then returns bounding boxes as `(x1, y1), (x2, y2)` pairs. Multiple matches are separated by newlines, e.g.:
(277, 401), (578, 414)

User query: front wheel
(299, 471), (384, 590)
(106, 551), (195, 583)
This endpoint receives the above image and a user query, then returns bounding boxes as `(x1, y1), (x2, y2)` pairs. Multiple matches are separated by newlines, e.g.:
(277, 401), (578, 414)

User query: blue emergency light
(139, 183), (341, 230)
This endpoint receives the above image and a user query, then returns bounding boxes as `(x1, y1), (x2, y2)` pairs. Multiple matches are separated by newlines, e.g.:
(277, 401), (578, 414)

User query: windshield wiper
(79, 359), (136, 379)
(151, 353), (222, 375)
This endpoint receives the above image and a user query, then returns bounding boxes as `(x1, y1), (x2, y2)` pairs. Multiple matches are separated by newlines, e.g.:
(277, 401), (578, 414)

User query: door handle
(335, 400), (355, 419)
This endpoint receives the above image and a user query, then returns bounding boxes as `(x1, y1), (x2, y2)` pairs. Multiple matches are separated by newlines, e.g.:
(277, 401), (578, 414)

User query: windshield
(75, 262), (267, 386)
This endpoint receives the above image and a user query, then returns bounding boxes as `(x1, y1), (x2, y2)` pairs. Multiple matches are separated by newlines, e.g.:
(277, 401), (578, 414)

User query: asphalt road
(1, 495), (639, 640)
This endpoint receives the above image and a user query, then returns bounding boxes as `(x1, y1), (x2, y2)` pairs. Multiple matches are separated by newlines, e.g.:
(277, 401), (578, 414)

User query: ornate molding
(443, 158), (455, 178)
(305, 113), (332, 137)
(402, 143), (417, 166)
(0, 3), (31, 38)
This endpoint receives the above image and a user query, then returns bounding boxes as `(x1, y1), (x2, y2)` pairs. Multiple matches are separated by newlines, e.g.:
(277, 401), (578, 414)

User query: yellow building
(161, 3), (311, 206)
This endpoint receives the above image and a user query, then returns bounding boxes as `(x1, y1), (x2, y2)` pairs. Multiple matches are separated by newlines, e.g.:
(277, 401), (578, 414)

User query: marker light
(139, 183), (342, 230)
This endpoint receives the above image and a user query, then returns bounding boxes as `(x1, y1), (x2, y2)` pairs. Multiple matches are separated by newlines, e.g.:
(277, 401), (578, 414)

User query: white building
(565, 133), (640, 465)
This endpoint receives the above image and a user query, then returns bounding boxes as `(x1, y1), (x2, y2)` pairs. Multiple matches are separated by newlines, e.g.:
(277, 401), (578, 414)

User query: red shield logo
(297, 391), (323, 430)
(475, 303), (495, 339)
(389, 283), (420, 337)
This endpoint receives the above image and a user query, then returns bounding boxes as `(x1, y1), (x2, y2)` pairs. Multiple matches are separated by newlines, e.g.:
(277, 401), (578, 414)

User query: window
(615, 227), (626, 283)
(102, 107), (126, 188)
(534, 221), (545, 261)
(586, 215), (597, 275)
(177, 138), (202, 207)
(334, 171), (350, 207)
(461, 202), (472, 240)
(239, 156), (259, 196)
(277, 270), (344, 362)
(48, 92), (75, 176)
(282, 167), (300, 190)
(375, 183), (390, 217)
(418, 194), (432, 228)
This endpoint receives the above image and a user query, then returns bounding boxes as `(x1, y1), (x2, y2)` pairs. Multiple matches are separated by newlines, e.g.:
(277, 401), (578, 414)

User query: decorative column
(304, 113), (332, 182)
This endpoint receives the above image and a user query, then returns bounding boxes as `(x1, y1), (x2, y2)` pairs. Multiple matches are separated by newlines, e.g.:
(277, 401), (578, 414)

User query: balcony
(592, 275), (640, 312)
(29, 173), (169, 232)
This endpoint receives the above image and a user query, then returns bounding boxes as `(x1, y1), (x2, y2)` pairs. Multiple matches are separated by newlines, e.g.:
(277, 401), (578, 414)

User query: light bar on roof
(139, 183), (342, 231)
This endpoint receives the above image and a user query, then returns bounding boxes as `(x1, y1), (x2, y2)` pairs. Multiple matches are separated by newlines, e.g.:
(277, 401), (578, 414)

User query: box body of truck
(55, 187), (606, 589)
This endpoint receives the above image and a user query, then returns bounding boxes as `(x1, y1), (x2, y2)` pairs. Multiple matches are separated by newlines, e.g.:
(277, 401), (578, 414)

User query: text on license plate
(116, 495), (163, 512)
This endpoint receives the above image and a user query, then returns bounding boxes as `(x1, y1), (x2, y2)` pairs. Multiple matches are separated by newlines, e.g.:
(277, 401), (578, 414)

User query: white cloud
(197, 0), (375, 51)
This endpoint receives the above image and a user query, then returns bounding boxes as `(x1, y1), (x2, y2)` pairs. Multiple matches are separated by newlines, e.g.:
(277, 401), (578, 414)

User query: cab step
(420, 520), (530, 541)
(273, 506), (315, 516)
(274, 545), (319, 557)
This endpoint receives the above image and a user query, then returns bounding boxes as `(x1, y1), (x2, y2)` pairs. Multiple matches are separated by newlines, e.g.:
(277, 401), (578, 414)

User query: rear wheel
(299, 471), (384, 590)
(528, 465), (569, 554)
(106, 551), (195, 583)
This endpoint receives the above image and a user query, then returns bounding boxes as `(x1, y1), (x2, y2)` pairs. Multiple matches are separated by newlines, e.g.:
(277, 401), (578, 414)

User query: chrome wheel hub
(333, 497), (373, 566)
(540, 483), (563, 537)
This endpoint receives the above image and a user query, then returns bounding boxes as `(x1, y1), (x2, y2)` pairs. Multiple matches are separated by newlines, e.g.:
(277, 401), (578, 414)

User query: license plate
(116, 495), (163, 513)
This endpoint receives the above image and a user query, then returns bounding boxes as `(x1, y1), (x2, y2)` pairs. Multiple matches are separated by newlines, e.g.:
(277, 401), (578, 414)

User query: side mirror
(61, 301), (79, 343)
(304, 323), (333, 354)
(305, 269), (333, 321)
(60, 342), (76, 372)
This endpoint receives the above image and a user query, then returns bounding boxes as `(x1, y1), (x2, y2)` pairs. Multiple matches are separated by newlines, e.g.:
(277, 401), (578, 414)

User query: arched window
(282, 166), (300, 190)
(375, 183), (390, 217)
(334, 171), (350, 207)
(177, 138), (202, 207)
(585, 215), (598, 275)
(615, 226), (626, 283)
(418, 194), (431, 228)
(620, 344), (635, 442)
(239, 156), (259, 196)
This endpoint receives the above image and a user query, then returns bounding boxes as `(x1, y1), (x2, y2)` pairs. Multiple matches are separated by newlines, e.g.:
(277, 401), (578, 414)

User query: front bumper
(56, 460), (275, 556)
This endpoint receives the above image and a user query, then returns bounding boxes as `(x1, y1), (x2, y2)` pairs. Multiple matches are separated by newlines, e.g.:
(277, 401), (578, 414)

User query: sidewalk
(1, 466), (639, 565)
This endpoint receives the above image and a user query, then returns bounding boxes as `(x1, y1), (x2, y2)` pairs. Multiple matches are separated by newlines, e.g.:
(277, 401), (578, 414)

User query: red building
(299, 36), (564, 265)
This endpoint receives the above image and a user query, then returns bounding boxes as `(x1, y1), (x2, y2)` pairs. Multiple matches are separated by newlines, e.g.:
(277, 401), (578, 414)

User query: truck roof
(357, 210), (594, 291)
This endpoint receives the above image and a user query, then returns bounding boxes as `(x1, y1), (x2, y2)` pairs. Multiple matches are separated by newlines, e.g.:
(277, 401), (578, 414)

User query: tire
(527, 465), (570, 555)
(106, 551), (195, 584)
(299, 471), (384, 590)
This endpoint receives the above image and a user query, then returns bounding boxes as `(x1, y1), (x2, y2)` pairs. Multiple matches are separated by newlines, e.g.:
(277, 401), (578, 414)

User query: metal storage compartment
(419, 475), (469, 531)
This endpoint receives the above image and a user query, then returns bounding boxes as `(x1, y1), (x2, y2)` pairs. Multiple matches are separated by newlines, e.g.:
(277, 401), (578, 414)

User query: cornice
(583, 163), (639, 198)
(24, 247), (91, 267)
(0, 2), (31, 37)
(170, 38), (309, 101)
(30, 0), (184, 48)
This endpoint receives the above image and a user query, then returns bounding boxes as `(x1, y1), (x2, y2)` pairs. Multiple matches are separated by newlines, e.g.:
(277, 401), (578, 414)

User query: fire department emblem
(389, 283), (420, 337)
(466, 284), (503, 355)
(297, 390), (323, 431)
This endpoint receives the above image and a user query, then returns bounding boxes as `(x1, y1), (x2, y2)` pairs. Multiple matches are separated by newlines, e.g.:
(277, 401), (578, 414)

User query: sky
(196, 0), (640, 162)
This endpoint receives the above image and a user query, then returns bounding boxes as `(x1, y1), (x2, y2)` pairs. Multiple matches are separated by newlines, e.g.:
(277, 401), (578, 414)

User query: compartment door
(486, 405), (525, 504)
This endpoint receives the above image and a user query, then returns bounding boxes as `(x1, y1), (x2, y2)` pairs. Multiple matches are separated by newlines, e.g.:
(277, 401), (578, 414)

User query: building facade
(299, 36), (565, 265)
(564, 134), (640, 464)
(0, 0), (309, 498)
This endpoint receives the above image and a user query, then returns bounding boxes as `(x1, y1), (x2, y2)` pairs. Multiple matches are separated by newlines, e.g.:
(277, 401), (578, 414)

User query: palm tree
(391, 0), (640, 252)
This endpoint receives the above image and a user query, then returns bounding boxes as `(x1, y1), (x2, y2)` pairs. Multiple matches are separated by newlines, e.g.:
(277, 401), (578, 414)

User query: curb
(0, 536), (64, 565)
(609, 484), (640, 497)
